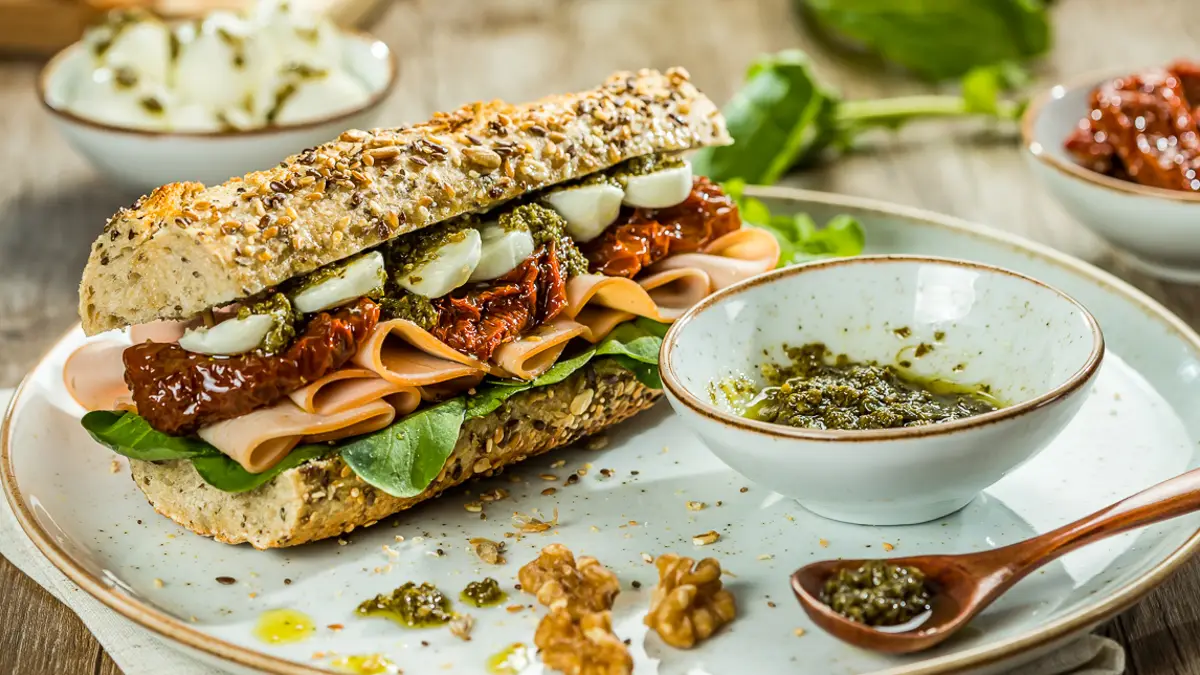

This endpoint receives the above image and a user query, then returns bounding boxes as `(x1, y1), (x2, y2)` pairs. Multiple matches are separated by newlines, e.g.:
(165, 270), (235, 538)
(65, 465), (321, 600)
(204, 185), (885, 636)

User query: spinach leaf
(82, 411), (221, 461)
(691, 50), (840, 185)
(464, 319), (667, 419)
(723, 180), (865, 265)
(800, 0), (1050, 81)
(340, 398), (467, 499)
(694, 51), (1027, 185)
(192, 445), (332, 493)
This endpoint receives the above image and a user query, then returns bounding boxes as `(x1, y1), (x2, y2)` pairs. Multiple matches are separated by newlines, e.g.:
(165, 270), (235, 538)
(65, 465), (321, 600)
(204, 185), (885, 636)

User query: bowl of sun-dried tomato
(1023, 61), (1200, 284)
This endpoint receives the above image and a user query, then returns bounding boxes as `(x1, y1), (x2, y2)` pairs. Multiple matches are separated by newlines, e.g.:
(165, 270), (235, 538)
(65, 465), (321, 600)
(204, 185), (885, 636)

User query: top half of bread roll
(78, 67), (730, 335)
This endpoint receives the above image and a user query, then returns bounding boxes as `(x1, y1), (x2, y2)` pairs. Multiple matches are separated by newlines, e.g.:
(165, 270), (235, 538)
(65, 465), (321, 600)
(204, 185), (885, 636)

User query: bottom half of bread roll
(128, 359), (660, 549)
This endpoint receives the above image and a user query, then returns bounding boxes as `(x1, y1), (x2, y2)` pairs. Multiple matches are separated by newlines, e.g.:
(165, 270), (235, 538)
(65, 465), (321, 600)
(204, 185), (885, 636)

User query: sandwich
(63, 68), (780, 549)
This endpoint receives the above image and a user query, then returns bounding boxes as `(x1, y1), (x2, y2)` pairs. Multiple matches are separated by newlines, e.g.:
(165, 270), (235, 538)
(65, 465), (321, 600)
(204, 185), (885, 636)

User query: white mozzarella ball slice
(179, 314), (275, 355)
(397, 229), (482, 298)
(469, 222), (536, 281)
(170, 103), (222, 132)
(621, 163), (693, 209)
(544, 183), (624, 243)
(292, 251), (386, 314)
(272, 71), (370, 125)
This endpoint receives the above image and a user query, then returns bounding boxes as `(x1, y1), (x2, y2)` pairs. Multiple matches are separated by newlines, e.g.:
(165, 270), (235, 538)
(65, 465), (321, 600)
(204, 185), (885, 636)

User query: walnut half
(644, 553), (737, 649)
(535, 609), (632, 675)
(519, 543), (620, 618)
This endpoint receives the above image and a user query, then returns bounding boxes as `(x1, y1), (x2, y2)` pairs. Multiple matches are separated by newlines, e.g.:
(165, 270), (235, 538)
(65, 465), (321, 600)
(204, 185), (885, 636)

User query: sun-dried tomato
(431, 243), (568, 361)
(124, 298), (380, 435)
(1065, 61), (1200, 191)
(583, 176), (741, 278)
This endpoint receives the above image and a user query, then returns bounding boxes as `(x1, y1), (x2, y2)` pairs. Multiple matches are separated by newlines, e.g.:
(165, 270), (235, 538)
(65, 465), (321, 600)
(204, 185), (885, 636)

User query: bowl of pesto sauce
(660, 255), (1104, 526)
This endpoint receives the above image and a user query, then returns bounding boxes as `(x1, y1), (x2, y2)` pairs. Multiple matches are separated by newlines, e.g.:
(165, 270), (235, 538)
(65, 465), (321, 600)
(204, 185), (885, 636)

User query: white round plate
(5, 187), (1200, 675)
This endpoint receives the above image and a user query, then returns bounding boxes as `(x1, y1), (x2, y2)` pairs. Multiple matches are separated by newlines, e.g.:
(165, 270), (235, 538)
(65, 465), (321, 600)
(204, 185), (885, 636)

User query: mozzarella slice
(621, 163), (693, 209)
(544, 183), (624, 243)
(292, 251), (386, 314)
(173, 21), (255, 112)
(469, 222), (536, 281)
(397, 229), (482, 298)
(98, 17), (172, 86)
(179, 314), (275, 355)
(272, 71), (371, 126)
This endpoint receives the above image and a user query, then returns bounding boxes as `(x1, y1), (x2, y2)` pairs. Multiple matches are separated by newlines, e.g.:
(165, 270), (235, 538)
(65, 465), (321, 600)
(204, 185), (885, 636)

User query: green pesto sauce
(609, 152), (686, 188)
(356, 582), (453, 628)
(820, 560), (931, 627)
(500, 203), (586, 276)
(236, 292), (298, 354)
(378, 292), (438, 329)
(730, 343), (1001, 431)
(460, 578), (506, 608)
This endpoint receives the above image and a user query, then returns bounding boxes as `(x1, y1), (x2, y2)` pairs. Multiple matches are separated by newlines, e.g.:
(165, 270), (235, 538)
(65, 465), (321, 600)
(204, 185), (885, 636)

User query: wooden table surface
(3, 0), (1200, 673)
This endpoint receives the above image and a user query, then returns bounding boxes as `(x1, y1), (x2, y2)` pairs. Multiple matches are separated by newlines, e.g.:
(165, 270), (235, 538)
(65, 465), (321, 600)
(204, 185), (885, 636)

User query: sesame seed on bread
(78, 67), (730, 335)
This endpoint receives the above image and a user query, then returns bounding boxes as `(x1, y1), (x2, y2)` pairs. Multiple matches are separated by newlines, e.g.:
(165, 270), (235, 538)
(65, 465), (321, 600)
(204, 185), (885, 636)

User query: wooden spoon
(791, 466), (1200, 654)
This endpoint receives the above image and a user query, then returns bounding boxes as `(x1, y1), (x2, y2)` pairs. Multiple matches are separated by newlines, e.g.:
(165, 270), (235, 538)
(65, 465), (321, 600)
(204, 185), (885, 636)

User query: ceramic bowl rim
(660, 253), (1105, 443)
(6, 187), (1197, 675)
(1020, 66), (1200, 204)
(36, 31), (398, 140)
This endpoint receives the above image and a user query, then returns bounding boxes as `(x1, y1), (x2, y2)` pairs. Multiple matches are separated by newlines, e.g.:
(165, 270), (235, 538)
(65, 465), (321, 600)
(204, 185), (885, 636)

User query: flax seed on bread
(130, 359), (659, 549)
(79, 68), (730, 335)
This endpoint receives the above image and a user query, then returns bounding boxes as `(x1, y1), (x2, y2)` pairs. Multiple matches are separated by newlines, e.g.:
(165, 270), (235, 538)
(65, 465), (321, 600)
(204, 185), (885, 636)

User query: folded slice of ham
(493, 318), (588, 380)
(288, 367), (420, 417)
(63, 341), (132, 411)
(647, 228), (780, 291)
(198, 398), (396, 473)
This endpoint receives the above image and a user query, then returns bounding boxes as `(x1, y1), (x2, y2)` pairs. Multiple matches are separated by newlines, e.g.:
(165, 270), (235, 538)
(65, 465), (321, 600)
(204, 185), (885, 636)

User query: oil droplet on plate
(487, 642), (531, 675)
(331, 653), (399, 674)
(253, 608), (315, 645)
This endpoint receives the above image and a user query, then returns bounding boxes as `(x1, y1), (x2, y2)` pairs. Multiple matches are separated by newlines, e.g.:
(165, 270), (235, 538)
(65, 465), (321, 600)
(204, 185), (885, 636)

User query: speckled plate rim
(4, 185), (1200, 675)
(660, 253), (1105, 443)
(1020, 65), (1200, 204)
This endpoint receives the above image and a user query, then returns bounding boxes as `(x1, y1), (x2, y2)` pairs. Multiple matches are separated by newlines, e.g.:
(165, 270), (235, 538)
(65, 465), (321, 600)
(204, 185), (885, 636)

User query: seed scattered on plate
(109, 459), (121, 474)
(767, 601), (777, 608)
(739, 486), (749, 493)
(506, 604), (524, 613)
(539, 474), (558, 481)
(216, 576), (236, 585)
(693, 530), (721, 546)
(686, 501), (707, 511)
(794, 628), (806, 637)
(550, 459), (566, 468)
(449, 614), (474, 641)
(464, 502), (483, 513)
(641, 552), (653, 563)
(715, 500), (723, 507)
(327, 624), (344, 631)
(882, 542), (895, 552)
(757, 554), (773, 561)
(565, 474), (580, 486)
(153, 578), (164, 588)
(541, 488), (557, 496)
(818, 538), (829, 548)
(632, 580), (642, 589)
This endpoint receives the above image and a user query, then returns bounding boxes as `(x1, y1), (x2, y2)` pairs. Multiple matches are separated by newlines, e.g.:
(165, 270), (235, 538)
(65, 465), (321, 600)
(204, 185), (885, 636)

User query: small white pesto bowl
(660, 255), (1104, 526)
(38, 32), (397, 192)
(1023, 71), (1200, 283)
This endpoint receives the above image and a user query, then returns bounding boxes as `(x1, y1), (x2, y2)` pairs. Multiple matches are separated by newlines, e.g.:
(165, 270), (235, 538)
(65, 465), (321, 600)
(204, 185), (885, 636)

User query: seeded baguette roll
(80, 67), (729, 335)
(128, 359), (659, 549)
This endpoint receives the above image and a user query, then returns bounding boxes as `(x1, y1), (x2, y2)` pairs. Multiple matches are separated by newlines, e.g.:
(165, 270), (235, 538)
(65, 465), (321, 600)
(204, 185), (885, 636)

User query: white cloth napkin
(0, 388), (1125, 675)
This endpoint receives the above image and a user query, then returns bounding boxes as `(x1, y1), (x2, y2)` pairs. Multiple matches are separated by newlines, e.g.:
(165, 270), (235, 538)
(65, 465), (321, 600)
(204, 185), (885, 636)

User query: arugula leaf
(339, 398), (466, 499)
(82, 411), (221, 461)
(696, 51), (1028, 185)
(193, 445), (332, 493)
(724, 180), (865, 265)
(800, 0), (1050, 81)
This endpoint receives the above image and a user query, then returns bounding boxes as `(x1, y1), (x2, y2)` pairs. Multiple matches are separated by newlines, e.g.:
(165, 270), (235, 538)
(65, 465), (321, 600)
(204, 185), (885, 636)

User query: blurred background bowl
(1023, 72), (1200, 283)
(38, 30), (397, 193)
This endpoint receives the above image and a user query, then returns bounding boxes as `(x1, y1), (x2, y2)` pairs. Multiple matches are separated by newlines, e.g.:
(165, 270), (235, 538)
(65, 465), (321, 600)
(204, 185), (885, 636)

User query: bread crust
(80, 68), (729, 335)
(128, 359), (660, 549)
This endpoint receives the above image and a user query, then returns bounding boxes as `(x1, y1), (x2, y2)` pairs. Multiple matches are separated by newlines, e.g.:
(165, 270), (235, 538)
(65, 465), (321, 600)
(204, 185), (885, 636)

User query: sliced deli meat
(63, 340), (132, 412)
(493, 318), (588, 380)
(198, 399), (397, 473)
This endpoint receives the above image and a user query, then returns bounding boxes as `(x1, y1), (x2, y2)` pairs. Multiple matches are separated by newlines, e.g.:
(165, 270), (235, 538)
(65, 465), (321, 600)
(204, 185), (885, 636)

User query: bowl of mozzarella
(38, 4), (397, 191)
